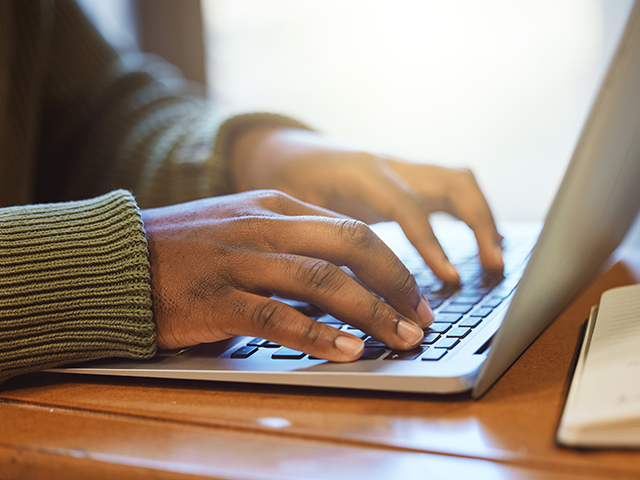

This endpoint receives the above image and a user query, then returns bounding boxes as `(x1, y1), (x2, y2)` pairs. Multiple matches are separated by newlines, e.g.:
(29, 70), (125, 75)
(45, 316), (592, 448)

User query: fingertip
(396, 317), (424, 347)
(477, 230), (505, 272)
(334, 335), (364, 360)
(416, 296), (434, 327)
(481, 242), (504, 272)
(493, 243), (505, 270)
(442, 262), (461, 284)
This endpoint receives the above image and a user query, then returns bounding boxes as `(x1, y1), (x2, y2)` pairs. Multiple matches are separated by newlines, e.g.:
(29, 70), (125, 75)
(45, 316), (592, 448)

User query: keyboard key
(384, 347), (425, 360)
(477, 272), (505, 288)
(462, 285), (493, 295)
(343, 328), (368, 339)
(457, 266), (482, 284)
(295, 303), (325, 318)
(436, 337), (460, 349)
(422, 349), (447, 361)
(434, 313), (462, 324)
(483, 296), (505, 308)
(428, 285), (459, 300)
(482, 300), (502, 308)
(452, 294), (483, 304)
(262, 341), (281, 348)
(246, 338), (267, 347)
(447, 327), (472, 338)
(231, 346), (258, 358)
(459, 317), (483, 328)
(317, 315), (344, 325)
(414, 271), (435, 284)
(275, 297), (325, 318)
(470, 307), (493, 317)
(441, 304), (473, 315)
(360, 347), (386, 360)
(473, 285), (494, 296)
(420, 285), (433, 295)
(272, 347), (306, 359)
(421, 332), (440, 345)
(364, 337), (385, 347)
(492, 286), (514, 297)
(427, 323), (452, 334)
(428, 298), (444, 309)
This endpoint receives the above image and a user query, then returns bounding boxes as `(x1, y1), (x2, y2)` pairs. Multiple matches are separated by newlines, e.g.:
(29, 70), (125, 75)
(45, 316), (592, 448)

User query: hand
(141, 191), (433, 359)
(232, 128), (504, 284)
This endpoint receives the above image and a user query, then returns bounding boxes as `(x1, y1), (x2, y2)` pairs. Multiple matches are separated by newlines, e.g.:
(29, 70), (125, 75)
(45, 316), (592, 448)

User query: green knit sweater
(0, 0), (307, 383)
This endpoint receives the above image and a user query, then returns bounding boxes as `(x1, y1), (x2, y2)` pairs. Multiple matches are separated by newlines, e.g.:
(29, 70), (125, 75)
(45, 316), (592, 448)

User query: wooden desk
(3, 260), (640, 479)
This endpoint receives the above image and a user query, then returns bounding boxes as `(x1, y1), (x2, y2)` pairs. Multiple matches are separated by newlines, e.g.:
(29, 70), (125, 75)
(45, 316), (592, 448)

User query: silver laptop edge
(473, 0), (640, 398)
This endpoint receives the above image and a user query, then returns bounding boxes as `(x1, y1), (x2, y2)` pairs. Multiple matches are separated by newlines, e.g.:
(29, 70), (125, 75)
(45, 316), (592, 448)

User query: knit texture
(0, 191), (155, 383)
(0, 0), (311, 209)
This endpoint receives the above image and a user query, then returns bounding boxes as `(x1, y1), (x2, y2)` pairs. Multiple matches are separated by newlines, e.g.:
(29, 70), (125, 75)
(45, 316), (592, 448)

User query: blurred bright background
(202, 0), (634, 221)
(79, 0), (635, 222)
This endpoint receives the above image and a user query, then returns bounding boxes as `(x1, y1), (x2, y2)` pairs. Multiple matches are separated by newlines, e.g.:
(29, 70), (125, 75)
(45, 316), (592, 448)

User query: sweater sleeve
(37, 0), (311, 208)
(0, 190), (156, 383)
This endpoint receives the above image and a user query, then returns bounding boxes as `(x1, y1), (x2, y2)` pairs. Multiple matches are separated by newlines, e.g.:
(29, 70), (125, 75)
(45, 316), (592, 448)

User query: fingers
(361, 159), (504, 277)
(252, 215), (433, 327)
(145, 189), (434, 355)
(350, 160), (462, 283)
(395, 212), (462, 284)
(250, 189), (347, 219)
(217, 191), (431, 323)
(446, 170), (504, 271)
(240, 252), (429, 344)
(224, 290), (425, 361)
(227, 292), (366, 361)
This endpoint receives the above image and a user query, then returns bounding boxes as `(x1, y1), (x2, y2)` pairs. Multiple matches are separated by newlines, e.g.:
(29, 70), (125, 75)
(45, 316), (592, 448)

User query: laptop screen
(474, 0), (640, 398)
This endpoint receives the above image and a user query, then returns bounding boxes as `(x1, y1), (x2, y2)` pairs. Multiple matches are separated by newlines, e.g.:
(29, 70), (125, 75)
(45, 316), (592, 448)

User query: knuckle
(363, 297), (400, 333)
(229, 214), (260, 232)
(366, 297), (387, 326)
(456, 167), (478, 186)
(250, 301), (287, 332)
(301, 320), (323, 347)
(258, 189), (293, 211)
(395, 271), (420, 300)
(339, 218), (376, 249)
(297, 259), (342, 292)
(401, 192), (425, 215)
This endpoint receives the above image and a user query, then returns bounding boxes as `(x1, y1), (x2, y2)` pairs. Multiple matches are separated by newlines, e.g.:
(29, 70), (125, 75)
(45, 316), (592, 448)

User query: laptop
(51, 1), (640, 398)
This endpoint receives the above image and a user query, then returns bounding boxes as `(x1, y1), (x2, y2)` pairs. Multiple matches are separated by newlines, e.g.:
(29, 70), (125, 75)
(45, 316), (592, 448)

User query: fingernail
(334, 335), (364, 357)
(417, 297), (434, 326)
(397, 318), (424, 346)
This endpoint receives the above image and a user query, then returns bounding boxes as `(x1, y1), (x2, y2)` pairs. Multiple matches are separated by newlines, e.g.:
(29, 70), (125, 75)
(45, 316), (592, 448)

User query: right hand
(141, 190), (434, 361)
(231, 127), (504, 284)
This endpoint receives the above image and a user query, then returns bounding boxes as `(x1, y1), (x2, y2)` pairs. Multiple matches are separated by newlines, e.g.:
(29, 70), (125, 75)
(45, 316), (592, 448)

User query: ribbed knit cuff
(209, 112), (313, 194)
(0, 190), (156, 384)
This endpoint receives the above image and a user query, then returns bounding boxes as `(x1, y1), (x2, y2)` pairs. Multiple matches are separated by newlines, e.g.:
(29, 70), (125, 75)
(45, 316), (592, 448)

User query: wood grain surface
(2, 261), (640, 479)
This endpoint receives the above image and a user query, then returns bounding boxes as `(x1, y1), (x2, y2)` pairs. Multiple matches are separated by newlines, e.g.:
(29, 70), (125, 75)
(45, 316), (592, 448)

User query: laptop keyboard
(229, 225), (536, 363)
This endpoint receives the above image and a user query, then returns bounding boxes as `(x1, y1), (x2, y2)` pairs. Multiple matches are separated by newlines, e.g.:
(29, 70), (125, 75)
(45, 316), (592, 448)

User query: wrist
(231, 126), (289, 192)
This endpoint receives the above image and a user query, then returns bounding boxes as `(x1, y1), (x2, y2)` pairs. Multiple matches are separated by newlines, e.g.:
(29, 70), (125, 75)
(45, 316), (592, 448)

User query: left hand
(142, 191), (431, 356)
(232, 127), (504, 284)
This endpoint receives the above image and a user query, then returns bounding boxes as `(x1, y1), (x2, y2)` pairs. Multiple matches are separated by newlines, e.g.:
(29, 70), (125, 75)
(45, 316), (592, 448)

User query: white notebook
(557, 284), (640, 448)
